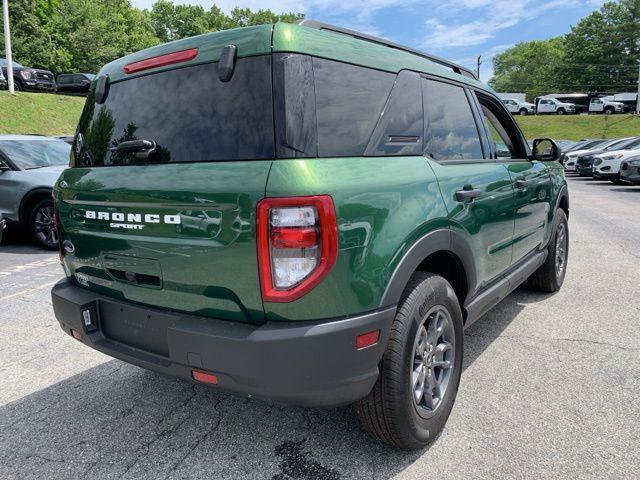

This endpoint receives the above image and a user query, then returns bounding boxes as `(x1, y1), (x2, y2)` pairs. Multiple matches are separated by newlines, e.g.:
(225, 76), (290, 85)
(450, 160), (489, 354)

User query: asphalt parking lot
(0, 176), (638, 480)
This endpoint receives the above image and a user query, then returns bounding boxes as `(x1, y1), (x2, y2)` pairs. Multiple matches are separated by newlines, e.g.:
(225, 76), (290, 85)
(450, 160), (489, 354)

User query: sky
(131, 0), (606, 80)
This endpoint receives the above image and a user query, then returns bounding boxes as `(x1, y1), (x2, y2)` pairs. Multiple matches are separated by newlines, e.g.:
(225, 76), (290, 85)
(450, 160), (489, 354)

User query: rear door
(56, 55), (275, 324)
(473, 92), (551, 264)
(421, 77), (515, 292)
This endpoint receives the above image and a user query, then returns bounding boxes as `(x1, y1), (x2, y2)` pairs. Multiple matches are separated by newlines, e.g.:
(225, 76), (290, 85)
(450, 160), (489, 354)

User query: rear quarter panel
(265, 156), (448, 321)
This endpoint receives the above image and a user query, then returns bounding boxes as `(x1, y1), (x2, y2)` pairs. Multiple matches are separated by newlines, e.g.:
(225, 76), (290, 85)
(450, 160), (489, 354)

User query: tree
(489, 37), (566, 99)
(149, 1), (302, 43)
(562, 0), (639, 92)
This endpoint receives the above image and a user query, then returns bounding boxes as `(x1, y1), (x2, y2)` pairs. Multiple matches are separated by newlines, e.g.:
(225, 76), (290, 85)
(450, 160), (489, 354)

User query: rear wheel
(528, 209), (568, 292)
(30, 199), (58, 250)
(355, 273), (463, 449)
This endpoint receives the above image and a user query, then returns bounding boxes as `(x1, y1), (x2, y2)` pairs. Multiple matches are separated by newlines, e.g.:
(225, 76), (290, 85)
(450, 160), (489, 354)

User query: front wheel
(355, 273), (463, 449)
(556, 108), (565, 115)
(604, 107), (614, 115)
(519, 108), (528, 116)
(30, 199), (58, 250)
(528, 209), (568, 292)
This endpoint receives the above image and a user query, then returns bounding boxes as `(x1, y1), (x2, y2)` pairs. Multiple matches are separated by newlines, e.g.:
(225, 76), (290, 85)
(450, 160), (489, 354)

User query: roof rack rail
(296, 19), (478, 80)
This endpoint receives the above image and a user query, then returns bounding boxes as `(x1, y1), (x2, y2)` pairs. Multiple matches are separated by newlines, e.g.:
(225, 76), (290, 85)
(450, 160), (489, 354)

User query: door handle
(455, 188), (481, 202)
(516, 179), (530, 189)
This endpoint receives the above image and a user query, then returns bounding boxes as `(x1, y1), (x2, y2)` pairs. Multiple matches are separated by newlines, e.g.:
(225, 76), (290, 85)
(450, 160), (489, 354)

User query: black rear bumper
(51, 279), (395, 407)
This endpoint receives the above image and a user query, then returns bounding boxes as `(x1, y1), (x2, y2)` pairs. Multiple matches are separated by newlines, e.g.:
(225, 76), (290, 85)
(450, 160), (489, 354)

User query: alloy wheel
(555, 222), (567, 279)
(34, 204), (57, 248)
(410, 305), (455, 418)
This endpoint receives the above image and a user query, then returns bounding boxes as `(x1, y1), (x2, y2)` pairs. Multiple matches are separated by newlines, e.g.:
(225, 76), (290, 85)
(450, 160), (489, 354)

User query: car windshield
(603, 138), (635, 151)
(0, 59), (24, 69)
(0, 139), (71, 169)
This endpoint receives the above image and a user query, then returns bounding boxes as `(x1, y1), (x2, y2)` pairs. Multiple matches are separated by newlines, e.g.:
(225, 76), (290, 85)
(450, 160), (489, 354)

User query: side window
(58, 75), (71, 85)
(475, 93), (528, 159)
(422, 78), (484, 161)
(364, 70), (423, 156)
(313, 58), (395, 157)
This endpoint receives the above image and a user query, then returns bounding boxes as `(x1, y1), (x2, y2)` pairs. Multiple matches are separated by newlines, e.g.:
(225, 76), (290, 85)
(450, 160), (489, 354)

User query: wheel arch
(379, 229), (476, 314)
(19, 187), (53, 225)
(556, 184), (569, 219)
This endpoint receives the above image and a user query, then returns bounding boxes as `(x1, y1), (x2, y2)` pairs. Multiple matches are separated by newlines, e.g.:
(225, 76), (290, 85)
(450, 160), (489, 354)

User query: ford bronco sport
(51, 20), (570, 449)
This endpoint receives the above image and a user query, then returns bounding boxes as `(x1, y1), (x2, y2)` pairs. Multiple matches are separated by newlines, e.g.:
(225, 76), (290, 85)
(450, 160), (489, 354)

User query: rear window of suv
(74, 56), (274, 167)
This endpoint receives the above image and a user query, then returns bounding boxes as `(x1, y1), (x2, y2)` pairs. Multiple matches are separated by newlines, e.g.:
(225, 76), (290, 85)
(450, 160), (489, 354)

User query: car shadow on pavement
(0, 289), (537, 480)
(0, 225), (44, 253)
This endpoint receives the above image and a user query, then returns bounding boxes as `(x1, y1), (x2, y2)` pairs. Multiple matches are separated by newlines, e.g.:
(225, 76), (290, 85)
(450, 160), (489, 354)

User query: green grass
(1, 90), (638, 142)
(515, 114), (640, 141)
(0, 91), (85, 136)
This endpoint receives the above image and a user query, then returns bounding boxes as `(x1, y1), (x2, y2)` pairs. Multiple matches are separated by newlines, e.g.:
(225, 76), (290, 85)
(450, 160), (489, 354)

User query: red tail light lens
(123, 48), (198, 74)
(257, 196), (338, 302)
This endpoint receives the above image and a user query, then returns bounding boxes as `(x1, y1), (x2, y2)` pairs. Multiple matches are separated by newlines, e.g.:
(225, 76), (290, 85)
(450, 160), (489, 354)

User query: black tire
(556, 108), (565, 115)
(610, 176), (622, 185)
(528, 209), (568, 293)
(30, 199), (58, 250)
(604, 107), (614, 115)
(519, 108), (528, 116)
(355, 273), (464, 449)
(13, 80), (22, 91)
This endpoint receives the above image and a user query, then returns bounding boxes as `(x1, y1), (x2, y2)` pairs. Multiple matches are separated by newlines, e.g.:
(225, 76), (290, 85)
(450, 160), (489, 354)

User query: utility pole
(2, 0), (15, 94)
(476, 55), (482, 80)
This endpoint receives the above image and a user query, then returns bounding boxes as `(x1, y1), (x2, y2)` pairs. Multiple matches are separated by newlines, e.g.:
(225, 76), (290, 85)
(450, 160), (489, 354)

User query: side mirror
(0, 160), (11, 172)
(532, 138), (560, 162)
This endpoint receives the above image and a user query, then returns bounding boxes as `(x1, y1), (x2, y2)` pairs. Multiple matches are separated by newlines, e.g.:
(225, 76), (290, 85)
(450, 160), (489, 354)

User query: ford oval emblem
(59, 180), (68, 189)
(62, 240), (75, 254)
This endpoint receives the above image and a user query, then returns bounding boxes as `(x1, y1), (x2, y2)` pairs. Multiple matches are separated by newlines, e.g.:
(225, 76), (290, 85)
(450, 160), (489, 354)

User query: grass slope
(1, 90), (638, 142)
(0, 91), (85, 136)
(515, 114), (640, 141)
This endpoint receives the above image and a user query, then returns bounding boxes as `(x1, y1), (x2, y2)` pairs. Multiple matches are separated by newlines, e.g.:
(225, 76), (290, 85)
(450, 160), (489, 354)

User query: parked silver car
(0, 135), (71, 249)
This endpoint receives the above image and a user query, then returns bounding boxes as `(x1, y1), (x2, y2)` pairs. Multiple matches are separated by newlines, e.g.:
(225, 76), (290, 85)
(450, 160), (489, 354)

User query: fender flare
(19, 187), (53, 225)
(555, 183), (569, 216)
(379, 228), (477, 308)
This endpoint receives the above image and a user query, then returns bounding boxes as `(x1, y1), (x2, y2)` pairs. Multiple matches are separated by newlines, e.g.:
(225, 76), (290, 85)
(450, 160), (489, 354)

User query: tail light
(257, 196), (338, 302)
(123, 48), (198, 74)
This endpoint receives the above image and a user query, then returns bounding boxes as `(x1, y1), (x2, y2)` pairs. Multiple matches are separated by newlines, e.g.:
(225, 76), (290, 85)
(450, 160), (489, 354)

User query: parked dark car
(56, 73), (95, 95)
(0, 59), (56, 93)
(0, 69), (7, 90)
(575, 137), (639, 176)
(620, 155), (640, 185)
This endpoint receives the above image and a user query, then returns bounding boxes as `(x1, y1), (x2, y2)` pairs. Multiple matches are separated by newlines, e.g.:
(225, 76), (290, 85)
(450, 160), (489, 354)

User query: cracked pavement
(0, 176), (639, 479)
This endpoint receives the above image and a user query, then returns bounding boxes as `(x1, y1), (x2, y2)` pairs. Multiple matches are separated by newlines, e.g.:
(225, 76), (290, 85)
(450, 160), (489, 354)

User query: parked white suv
(501, 98), (536, 116)
(562, 139), (610, 172)
(593, 139), (640, 182)
(537, 97), (576, 115)
(589, 98), (624, 115)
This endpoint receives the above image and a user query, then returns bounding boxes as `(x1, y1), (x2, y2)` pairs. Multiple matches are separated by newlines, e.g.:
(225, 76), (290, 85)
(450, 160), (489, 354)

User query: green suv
(51, 20), (569, 449)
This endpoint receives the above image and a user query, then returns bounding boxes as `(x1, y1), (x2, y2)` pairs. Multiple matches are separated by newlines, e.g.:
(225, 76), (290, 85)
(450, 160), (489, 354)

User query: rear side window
(312, 58), (394, 157)
(74, 56), (274, 167)
(422, 79), (483, 161)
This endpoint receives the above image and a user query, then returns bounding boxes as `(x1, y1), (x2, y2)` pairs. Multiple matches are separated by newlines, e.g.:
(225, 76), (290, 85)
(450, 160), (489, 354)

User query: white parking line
(0, 281), (58, 301)
(0, 257), (60, 278)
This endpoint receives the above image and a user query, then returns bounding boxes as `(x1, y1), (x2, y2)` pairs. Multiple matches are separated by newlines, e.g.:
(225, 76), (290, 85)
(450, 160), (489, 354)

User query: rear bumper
(51, 279), (395, 407)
